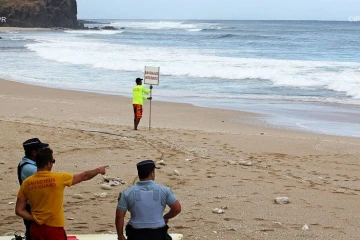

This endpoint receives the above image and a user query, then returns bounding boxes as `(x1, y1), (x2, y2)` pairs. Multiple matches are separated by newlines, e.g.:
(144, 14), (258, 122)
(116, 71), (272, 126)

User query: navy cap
(23, 138), (49, 151)
(136, 160), (160, 172)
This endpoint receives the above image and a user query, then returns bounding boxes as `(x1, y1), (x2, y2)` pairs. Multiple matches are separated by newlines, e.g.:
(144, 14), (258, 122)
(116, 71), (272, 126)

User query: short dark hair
(138, 169), (152, 179)
(25, 149), (35, 158)
(136, 78), (143, 84)
(36, 148), (53, 168)
(136, 160), (158, 179)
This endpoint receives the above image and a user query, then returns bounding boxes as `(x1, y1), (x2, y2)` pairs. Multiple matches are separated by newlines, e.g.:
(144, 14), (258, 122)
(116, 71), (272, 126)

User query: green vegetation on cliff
(0, 0), (43, 8)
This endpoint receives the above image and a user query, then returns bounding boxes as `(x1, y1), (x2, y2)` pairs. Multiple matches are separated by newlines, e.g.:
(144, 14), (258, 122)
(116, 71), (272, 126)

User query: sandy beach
(1, 78), (360, 240)
(0, 27), (50, 32)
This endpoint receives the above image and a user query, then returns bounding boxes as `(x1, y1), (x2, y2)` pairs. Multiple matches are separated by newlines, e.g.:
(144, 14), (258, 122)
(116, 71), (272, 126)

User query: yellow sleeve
(60, 172), (74, 187)
(142, 86), (150, 95)
(17, 182), (27, 200)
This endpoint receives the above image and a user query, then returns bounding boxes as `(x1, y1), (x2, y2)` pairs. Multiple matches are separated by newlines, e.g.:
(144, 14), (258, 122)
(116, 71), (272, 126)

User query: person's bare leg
(134, 118), (140, 130)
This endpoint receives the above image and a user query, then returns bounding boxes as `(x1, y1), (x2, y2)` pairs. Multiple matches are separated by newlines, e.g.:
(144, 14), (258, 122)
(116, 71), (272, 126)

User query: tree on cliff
(0, 0), (82, 28)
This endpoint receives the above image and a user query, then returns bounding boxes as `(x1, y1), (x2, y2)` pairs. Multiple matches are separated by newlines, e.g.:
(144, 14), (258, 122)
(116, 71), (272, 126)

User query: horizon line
(77, 18), (357, 22)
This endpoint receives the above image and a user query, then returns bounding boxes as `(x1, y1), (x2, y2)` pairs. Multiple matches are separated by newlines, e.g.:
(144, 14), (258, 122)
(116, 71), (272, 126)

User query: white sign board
(144, 66), (160, 85)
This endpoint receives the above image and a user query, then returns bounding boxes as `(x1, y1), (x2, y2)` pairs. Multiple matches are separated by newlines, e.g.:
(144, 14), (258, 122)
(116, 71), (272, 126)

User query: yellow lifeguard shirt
(133, 85), (151, 105)
(17, 171), (73, 227)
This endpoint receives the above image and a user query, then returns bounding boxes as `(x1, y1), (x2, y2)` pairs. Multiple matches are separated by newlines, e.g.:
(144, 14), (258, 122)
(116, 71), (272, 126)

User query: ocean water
(0, 20), (360, 137)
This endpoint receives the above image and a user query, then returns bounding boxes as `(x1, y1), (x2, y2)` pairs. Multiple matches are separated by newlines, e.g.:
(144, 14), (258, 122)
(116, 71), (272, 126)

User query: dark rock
(0, 0), (83, 28)
(120, 27), (125, 29)
(51, 27), (68, 30)
(82, 26), (100, 30)
(101, 26), (118, 30)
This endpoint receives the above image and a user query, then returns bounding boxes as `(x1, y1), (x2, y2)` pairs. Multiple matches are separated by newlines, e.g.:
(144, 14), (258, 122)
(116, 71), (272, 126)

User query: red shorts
(30, 222), (67, 240)
(133, 104), (143, 119)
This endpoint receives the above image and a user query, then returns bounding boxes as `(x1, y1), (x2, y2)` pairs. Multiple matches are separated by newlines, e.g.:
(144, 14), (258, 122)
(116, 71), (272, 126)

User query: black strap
(126, 224), (171, 239)
(17, 162), (31, 185)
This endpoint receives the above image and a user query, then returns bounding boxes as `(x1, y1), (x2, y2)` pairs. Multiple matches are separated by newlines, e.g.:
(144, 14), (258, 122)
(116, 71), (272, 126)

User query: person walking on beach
(115, 160), (181, 240)
(133, 77), (152, 130)
(15, 148), (108, 240)
(17, 138), (49, 240)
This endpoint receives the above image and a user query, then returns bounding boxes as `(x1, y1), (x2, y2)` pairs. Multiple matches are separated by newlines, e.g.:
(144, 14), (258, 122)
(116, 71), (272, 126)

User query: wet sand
(1, 78), (360, 239)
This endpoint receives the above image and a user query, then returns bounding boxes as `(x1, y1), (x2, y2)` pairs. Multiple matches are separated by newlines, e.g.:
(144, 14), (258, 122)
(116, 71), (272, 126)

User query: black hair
(25, 149), (35, 158)
(138, 169), (152, 179)
(36, 148), (53, 168)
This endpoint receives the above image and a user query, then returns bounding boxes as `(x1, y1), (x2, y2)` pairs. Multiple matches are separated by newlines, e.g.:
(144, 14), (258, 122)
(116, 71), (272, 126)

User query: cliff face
(0, 0), (82, 28)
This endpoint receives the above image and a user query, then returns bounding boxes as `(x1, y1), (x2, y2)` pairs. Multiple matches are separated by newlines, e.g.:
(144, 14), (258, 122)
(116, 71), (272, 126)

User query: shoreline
(1, 26), (359, 138)
(2, 77), (360, 139)
(1, 77), (360, 239)
(0, 78), (262, 134)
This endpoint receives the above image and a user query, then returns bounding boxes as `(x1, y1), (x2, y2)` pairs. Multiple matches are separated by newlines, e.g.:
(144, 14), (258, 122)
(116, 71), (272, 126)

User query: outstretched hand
(97, 165), (109, 175)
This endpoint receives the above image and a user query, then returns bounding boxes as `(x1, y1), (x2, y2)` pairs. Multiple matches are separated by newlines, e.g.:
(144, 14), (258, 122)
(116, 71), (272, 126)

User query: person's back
(17, 138), (49, 240)
(20, 170), (72, 226)
(115, 160), (181, 240)
(132, 78), (152, 130)
(122, 181), (172, 229)
(16, 147), (108, 240)
(133, 84), (148, 105)
(18, 156), (37, 185)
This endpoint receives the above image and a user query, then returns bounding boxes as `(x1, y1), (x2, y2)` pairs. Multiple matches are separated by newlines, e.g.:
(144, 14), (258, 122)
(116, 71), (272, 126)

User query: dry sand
(0, 78), (360, 239)
(0, 27), (50, 32)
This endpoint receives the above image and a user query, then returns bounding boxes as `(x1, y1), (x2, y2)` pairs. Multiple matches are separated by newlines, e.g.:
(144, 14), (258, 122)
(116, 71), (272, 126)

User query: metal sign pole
(144, 66), (159, 131)
(149, 85), (153, 131)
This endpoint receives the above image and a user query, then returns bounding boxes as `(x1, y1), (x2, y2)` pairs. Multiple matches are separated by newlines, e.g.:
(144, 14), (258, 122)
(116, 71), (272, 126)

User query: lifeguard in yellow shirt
(15, 148), (108, 240)
(133, 78), (152, 130)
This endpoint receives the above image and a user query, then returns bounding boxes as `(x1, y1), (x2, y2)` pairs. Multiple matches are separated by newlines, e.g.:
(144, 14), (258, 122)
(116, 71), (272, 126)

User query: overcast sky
(77, 0), (359, 21)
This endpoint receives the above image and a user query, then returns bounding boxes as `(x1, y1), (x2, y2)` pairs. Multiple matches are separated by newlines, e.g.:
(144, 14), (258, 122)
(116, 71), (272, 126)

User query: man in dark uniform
(17, 138), (49, 240)
(115, 160), (181, 240)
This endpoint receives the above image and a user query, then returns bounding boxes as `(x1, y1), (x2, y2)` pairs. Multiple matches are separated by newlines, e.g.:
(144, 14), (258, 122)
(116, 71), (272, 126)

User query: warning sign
(144, 66), (160, 85)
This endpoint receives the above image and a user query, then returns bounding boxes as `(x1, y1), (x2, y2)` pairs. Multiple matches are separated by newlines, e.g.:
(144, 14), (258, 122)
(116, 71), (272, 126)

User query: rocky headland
(0, 0), (83, 28)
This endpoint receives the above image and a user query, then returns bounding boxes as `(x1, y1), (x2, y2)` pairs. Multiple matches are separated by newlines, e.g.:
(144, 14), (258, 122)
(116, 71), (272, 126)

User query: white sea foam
(187, 29), (202, 32)
(64, 30), (123, 35)
(25, 37), (360, 100)
(8, 36), (25, 41)
(111, 21), (197, 30)
(110, 20), (219, 31)
(3, 21), (360, 137)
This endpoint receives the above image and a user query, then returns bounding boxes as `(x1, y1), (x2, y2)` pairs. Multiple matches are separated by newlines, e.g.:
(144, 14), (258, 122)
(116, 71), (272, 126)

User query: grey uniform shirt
(19, 157), (37, 183)
(117, 180), (177, 211)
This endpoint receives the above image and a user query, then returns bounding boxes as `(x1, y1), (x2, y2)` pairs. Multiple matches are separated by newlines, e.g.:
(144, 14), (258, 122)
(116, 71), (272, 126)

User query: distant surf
(1, 19), (360, 136)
